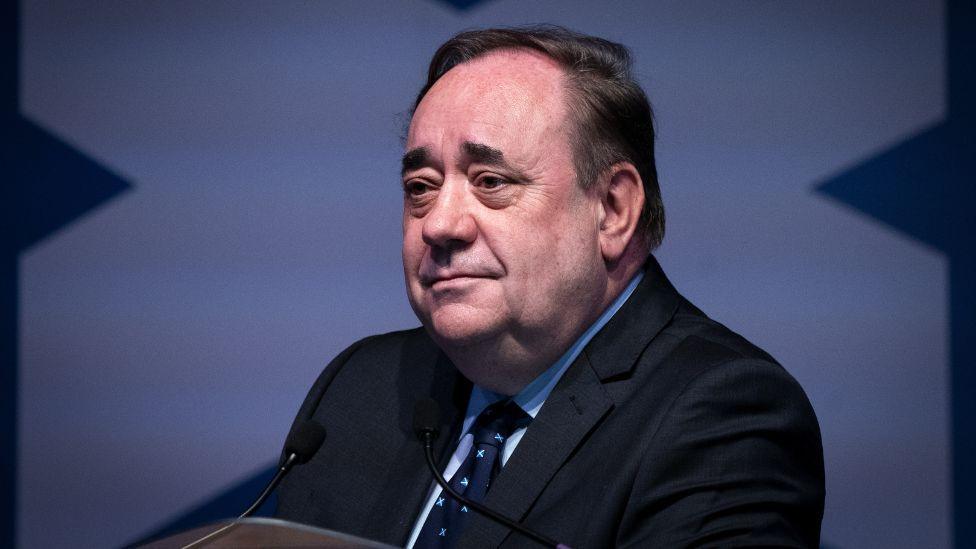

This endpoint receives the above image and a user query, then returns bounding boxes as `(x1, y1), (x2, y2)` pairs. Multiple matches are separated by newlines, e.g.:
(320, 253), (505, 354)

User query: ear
(597, 163), (644, 264)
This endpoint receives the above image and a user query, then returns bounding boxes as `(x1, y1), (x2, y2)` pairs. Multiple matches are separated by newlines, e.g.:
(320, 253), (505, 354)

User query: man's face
(402, 50), (607, 373)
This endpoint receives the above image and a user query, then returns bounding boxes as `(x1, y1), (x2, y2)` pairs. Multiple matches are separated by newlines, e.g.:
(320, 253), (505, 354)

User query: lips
(420, 272), (492, 288)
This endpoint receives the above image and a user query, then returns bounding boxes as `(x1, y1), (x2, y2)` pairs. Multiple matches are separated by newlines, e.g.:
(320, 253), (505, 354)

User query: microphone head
(413, 398), (441, 441)
(284, 420), (327, 464)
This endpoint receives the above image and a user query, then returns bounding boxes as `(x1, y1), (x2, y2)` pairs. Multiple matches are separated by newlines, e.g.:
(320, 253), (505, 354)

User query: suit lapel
(458, 352), (612, 548)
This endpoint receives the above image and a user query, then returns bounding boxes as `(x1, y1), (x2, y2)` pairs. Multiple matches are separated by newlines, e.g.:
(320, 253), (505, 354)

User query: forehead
(406, 49), (571, 157)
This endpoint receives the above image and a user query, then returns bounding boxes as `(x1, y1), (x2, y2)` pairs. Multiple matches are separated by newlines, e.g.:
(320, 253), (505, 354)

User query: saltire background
(4, 0), (969, 547)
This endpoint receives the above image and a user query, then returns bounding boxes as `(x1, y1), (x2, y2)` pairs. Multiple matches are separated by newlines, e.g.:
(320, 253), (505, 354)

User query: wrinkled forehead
(406, 50), (572, 155)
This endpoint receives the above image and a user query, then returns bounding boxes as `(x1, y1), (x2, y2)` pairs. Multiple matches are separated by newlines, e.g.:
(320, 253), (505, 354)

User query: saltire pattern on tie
(414, 399), (530, 548)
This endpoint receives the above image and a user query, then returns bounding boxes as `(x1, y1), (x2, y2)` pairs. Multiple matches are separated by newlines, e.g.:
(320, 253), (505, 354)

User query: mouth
(422, 274), (492, 289)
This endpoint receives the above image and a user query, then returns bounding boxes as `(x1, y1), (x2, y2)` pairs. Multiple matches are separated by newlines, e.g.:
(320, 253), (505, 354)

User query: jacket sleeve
(618, 358), (825, 548)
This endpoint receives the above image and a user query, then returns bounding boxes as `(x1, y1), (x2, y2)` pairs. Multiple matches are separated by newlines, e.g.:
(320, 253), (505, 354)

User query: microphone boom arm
(240, 452), (298, 519)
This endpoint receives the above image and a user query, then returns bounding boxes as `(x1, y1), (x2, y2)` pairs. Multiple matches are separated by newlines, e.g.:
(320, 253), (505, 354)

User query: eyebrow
(400, 141), (520, 177)
(401, 147), (429, 176)
(462, 141), (506, 166)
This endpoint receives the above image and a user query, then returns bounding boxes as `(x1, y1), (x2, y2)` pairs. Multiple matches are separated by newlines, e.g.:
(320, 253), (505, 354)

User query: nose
(422, 181), (477, 251)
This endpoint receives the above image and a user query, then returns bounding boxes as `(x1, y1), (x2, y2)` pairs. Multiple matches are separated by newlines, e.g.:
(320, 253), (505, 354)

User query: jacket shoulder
(663, 299), (778, 365)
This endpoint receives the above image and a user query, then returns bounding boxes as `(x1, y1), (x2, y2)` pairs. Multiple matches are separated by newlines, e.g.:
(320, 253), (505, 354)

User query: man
(276, 27), (824, 548)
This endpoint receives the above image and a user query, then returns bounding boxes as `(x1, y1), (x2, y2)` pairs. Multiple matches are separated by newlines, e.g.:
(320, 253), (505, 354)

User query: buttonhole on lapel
(569, 395), (583, 415)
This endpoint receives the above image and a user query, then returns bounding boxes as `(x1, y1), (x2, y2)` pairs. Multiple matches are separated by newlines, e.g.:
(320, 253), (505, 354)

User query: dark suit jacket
(276, 258), (825, 547)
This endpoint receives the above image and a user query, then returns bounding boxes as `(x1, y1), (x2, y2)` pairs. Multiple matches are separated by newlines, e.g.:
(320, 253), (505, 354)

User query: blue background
(5, 1), (969, 547)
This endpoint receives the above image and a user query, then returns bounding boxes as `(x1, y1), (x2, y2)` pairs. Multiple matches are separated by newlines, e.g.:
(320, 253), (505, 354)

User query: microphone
(413, 397), (442, 441)
(241, 420), (327, 518)
(412, 399), (571, 549)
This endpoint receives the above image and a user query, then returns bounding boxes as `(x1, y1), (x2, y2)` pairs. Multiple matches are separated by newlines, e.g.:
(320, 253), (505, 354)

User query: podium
(138, 517), (400, 548)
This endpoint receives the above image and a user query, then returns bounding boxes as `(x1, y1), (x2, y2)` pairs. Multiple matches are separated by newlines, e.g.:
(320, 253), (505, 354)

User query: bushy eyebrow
(401, 147), (429, 176)
(401, 141), (524, 178)
(462, 141), (506, 166)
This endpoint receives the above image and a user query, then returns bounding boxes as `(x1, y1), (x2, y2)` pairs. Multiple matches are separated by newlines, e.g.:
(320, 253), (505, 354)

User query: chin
(424, 305), (502, 348)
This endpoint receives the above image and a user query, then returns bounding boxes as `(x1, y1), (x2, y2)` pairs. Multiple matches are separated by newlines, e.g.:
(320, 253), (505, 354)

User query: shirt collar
(462, 270), (645, 433)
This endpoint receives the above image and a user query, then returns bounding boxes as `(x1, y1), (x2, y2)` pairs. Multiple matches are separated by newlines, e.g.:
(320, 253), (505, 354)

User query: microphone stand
(178, 452), (300, 549)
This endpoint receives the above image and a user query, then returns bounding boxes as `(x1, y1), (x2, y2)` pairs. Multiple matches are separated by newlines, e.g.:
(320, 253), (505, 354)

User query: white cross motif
(460, 477), (469, 487)
(461, 506), (469, 513)
(476, 449), (485, 458)
(494, 433), (504, 443)
(436, 497), (445, 507)
(439, 528), (447, 537)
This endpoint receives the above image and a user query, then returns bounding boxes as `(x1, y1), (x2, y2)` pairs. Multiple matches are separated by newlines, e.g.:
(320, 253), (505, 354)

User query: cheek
(519, 209), (601, 291)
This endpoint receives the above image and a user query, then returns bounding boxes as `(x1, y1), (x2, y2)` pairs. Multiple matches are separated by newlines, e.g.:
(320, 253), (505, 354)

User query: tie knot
(470, 400), (529, 447)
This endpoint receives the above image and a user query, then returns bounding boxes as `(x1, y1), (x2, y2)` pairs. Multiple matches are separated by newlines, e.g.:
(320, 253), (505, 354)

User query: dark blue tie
(414, 399), (530, 548)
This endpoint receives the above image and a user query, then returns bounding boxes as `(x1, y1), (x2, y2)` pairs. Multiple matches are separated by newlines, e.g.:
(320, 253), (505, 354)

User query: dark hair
(413, 26), (665, 249)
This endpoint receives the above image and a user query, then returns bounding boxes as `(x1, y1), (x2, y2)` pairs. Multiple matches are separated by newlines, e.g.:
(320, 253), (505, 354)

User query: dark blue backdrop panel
(817, 2), (973, 545)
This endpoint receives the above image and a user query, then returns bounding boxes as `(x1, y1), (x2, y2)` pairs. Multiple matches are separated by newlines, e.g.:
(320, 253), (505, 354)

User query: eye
(475, 175), (506, 190)
(404, 180), (431, 196)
